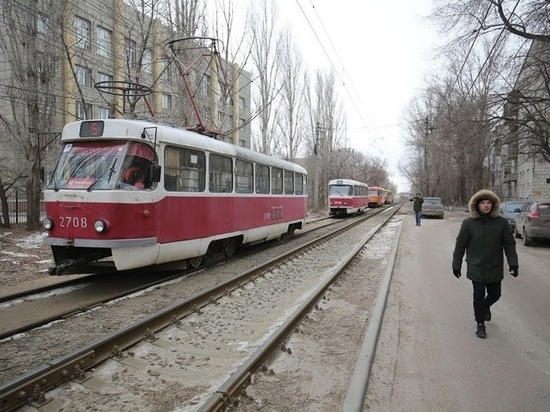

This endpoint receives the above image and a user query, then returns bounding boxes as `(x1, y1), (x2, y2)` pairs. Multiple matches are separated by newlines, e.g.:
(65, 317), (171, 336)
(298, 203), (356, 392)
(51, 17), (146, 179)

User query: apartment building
(0, 0), (252, 174)
(493, 39), (550, 201)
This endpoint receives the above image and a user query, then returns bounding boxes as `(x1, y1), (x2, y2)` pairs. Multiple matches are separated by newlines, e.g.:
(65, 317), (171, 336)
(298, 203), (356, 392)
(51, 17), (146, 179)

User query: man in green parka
(452, 189), (519, 339)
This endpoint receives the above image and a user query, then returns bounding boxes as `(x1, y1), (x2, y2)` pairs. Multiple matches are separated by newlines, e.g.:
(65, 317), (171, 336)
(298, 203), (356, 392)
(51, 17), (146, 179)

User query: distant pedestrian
(409, 193), (424, 226)
(452, 189), (518, 339)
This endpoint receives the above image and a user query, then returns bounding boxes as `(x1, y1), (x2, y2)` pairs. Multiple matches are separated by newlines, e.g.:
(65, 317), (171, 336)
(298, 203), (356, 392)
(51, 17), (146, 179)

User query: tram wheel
(222, 238), (236, 257)
(188, 255), (203, 268)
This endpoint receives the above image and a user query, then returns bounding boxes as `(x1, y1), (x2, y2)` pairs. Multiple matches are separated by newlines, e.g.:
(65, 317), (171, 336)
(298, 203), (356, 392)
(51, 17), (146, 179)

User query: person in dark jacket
(452, 189), (518, 339)
(409, 193), (424, 226)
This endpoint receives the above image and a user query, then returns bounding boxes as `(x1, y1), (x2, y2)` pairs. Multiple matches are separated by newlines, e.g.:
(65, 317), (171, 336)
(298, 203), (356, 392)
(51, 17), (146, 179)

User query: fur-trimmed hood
(468, 189), (501, 219)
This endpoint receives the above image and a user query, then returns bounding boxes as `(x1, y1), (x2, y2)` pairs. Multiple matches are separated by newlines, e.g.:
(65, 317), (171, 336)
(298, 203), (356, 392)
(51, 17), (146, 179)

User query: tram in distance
(367, 186), (386, 208)
(384, 189), (394, 204)
(42, 119), (308, 275)
(328, 178), (369, 216)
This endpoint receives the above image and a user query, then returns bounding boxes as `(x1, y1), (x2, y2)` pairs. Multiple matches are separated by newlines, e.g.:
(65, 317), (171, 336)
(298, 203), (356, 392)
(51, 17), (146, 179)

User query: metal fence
(2, 188), (46, 225)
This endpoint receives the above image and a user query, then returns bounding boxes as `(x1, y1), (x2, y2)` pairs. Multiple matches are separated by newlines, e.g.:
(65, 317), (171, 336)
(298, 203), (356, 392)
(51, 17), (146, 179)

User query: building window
(97, 27), (112, 58)
(125, 38), (136, 69)
(142, 49), (152, 74)
(239, 96), (245, 111)
(74, 16), (91, 50)
(97, 72), (113, 84)
(76, 101), (92, 120)
(98, 107), (110, 119)
(202, 74), (210, 96)
(37, 14), (48, 35)
(141, 50), (153, 74)
(75, 64), (92, 87)
(162, 94), (172, 110)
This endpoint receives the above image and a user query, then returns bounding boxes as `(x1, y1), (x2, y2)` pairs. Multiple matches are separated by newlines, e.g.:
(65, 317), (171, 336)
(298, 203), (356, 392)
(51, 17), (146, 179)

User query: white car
(421, 197), (445, 219)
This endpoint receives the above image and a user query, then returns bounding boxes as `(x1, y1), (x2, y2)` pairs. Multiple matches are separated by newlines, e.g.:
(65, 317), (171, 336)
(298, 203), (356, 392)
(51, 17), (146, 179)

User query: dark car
(513, 200), (550, 246)
(498, 201), (528, 233)
(421, 197), (445, 219)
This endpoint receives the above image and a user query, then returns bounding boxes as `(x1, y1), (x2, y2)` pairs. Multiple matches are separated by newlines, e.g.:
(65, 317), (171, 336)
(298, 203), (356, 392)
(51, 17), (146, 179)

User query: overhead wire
(443, 0), (522, 133)
(294, 0), (392, 153)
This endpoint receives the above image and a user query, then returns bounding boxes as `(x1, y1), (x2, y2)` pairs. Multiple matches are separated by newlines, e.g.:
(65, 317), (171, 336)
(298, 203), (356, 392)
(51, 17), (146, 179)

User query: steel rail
(197, 205), (402, 411)
(0, 210), (371, 340)
(0, 206), (396, 411)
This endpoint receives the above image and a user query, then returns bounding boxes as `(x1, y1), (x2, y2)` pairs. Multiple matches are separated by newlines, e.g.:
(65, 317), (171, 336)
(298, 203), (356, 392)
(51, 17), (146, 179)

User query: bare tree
(503, 40), (550, 163)
(431, 0), (550, 164)
(432, 0), (550, 45)
(362, 155), (390, 189)
(308, 69), (347, 209)
(0, 0), (61, 229)
(274, 28), (309, 161)
(248, 0), (282, 155)
(400, 35), (509, 204)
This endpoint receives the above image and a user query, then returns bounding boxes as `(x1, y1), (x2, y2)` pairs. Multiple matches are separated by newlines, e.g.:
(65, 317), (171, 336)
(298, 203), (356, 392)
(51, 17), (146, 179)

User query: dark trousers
(472, 281), (502, 323)
(414, 210), (422, 226)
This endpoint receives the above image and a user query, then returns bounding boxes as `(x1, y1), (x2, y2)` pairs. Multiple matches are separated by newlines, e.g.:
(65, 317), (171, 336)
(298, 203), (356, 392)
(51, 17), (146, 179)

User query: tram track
(0, 212), (361, 341)
(0, 206), (398, 411)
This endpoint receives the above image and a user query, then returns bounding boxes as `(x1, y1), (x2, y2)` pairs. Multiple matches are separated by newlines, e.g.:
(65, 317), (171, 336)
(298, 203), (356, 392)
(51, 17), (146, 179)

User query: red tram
(328, 178), (369, 216)
(42, 119), (308, 274)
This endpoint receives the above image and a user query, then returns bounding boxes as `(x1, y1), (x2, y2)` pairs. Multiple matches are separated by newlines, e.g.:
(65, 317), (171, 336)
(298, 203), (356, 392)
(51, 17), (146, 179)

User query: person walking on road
(410, 193), (424, 226)
(452, 189), (519, 339)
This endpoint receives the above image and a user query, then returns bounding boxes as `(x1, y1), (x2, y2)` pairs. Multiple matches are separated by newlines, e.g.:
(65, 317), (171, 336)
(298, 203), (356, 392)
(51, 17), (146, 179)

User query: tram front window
(48, 141), (155, 190)
(329, 185), (353, 196)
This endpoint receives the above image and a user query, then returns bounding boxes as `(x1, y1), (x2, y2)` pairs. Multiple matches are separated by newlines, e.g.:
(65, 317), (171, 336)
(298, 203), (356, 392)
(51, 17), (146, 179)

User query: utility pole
(424, 117), (432, 196)
(313, 122), (320, 210)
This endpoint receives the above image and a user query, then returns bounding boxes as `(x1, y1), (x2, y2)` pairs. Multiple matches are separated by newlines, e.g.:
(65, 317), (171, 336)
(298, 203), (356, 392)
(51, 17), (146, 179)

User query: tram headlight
(94, 219), (108, 233)
(43, 218), (54, 231)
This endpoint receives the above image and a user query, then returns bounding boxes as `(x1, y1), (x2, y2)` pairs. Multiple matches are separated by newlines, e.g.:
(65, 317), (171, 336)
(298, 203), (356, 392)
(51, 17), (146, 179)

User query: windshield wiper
(86, 158), (118, 192)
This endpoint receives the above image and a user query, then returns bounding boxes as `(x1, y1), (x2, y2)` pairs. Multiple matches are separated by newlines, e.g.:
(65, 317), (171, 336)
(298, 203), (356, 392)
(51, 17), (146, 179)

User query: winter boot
(476, 323), (486, 339)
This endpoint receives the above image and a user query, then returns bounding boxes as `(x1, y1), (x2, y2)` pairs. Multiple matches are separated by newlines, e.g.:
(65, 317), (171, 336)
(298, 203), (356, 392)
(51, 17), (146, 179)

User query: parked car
(421, 197), (445, 219)
(513, 200), (550, 245)
(499, 201), (529, 233)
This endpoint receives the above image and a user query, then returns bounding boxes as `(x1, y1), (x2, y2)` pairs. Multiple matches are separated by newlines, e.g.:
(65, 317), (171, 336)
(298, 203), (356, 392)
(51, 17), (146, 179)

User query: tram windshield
(48, 141), (156, 190)
(329, 184), (353, 196)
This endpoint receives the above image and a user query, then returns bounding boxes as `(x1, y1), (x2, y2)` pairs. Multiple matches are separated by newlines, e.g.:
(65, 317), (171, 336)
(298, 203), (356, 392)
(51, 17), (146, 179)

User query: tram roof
(328, 178), (368, 187)
(61, 119), (307, 174)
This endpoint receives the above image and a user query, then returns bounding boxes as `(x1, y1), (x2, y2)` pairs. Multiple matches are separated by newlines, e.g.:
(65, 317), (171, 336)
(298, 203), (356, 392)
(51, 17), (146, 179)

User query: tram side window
(164, 146), (205, 192)
(271, 167), (283, 194)
(284, 170), (294, 194)
(295, 173), (306, 195)
(256, 164), (270, 194)
(236, 159), (254, 193)
(210, 153), (233, 192)
(119, 142), (156, 190)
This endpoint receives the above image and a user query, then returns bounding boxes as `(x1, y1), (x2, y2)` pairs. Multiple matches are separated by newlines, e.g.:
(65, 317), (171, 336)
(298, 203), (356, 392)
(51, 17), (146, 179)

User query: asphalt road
(365, 207), (550, 411)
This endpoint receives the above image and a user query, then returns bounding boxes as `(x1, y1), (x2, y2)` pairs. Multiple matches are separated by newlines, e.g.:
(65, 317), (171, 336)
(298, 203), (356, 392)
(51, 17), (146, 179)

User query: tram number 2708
(59, 216), (89, 228)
